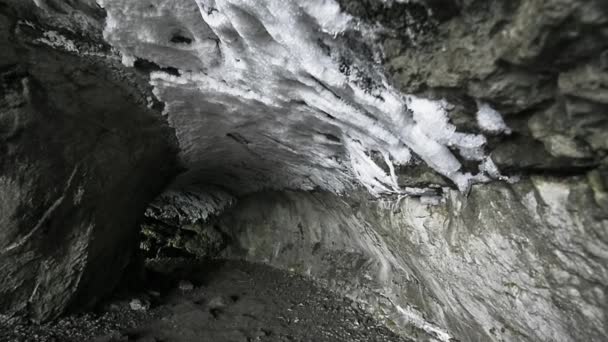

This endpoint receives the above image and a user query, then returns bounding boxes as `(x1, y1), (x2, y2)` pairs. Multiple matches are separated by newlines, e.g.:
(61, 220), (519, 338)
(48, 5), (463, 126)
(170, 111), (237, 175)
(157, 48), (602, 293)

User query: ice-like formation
(96, 0), (502, 195)
(476, 102), (512, 135)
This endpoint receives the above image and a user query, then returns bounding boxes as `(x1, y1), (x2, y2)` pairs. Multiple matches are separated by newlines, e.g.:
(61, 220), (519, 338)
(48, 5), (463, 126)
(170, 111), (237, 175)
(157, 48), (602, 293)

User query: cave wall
(206, 177), (607, 342)
(0, 1), (177, 321)
(375, 0), (608, 175)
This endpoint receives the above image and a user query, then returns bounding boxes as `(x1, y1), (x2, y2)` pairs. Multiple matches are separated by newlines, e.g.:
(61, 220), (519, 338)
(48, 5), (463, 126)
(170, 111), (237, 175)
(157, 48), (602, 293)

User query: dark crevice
(320, 132), (341, 143)
(133, 58), (180, 76)
(506, 164), (600, 178)
(226, 132), (250, 145)
(170, 33), (193, 44)
(320, 109), (336, 121)
(308, 75), (343, 101)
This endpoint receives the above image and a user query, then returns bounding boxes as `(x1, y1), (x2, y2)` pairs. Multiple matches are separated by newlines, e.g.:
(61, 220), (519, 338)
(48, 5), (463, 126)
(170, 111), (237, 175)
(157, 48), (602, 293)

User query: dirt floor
(1, 259), (410, 342)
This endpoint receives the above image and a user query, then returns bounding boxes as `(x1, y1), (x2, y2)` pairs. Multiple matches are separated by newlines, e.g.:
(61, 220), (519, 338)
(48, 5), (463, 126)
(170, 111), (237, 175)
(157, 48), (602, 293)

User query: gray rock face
(140, 186), (233, 258)
(202, 178), (607, 342)
(368, 0), (608, 176)
(0, 1), (176, 322)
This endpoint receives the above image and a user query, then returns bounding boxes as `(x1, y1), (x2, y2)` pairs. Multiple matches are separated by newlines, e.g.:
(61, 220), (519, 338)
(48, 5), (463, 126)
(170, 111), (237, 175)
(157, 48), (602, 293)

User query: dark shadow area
(2, 259), (410, 342)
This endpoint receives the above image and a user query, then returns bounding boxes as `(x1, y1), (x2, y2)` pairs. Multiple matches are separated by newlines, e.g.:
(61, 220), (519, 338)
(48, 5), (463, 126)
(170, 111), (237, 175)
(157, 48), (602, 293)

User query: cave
(1, 0), (607, 341)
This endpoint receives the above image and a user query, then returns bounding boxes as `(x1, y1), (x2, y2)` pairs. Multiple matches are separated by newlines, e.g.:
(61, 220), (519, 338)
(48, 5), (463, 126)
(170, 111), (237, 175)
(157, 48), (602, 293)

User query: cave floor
(2, 259), (409, 342)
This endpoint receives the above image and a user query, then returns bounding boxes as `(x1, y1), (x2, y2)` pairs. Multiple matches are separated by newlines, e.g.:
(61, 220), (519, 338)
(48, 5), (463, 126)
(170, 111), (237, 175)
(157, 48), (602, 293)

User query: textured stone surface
(369, 0), (608, 177)
(1, 1), (607, 342)
(140, 186), (233, 258)
(96, 0), (519, 195)
(196, 177), (607, 342)
(0, 1), (176, 322)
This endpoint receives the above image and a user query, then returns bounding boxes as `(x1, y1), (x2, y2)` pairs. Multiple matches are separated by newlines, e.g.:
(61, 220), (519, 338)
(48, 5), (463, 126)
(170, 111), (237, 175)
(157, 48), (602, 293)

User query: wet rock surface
(152, 178), (606, 342)
(373, 0), (608, 179)
(139, 186), (233, 259)
(0, 0), (177, 322)
(1, 259), (409, 342)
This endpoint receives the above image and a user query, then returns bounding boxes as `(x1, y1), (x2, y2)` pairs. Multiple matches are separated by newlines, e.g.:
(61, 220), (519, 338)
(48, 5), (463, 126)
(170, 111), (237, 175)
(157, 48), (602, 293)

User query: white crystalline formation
(476, 102), (512, 135)
(96, 0), (510, 196)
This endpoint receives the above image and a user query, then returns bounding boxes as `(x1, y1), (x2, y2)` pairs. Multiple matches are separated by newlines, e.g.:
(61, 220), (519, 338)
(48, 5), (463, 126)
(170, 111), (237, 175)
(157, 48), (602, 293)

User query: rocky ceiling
(96, 0), (508, 196)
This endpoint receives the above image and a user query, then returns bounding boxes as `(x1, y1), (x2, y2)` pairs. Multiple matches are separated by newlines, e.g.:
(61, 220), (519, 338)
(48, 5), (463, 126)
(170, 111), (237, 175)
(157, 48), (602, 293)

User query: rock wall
(369, 0), (608, 178)
(140, 185), (234, 258)
(0, 1), (177, 322)
(206, 177), (607, 342)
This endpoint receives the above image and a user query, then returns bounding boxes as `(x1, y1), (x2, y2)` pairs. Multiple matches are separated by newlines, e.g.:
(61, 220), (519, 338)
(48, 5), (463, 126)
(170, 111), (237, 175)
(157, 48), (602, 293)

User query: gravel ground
(1, 259), (411, 342)
(0, 304), (158, 342)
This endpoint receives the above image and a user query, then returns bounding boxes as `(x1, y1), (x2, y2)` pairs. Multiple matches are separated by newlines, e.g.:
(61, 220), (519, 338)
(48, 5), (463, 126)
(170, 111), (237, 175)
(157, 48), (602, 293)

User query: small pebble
(129, 299), (149, 311)
(208, 296), (226, 309)
(148, 290), (161, 297)
(178, 280), (194, 292)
